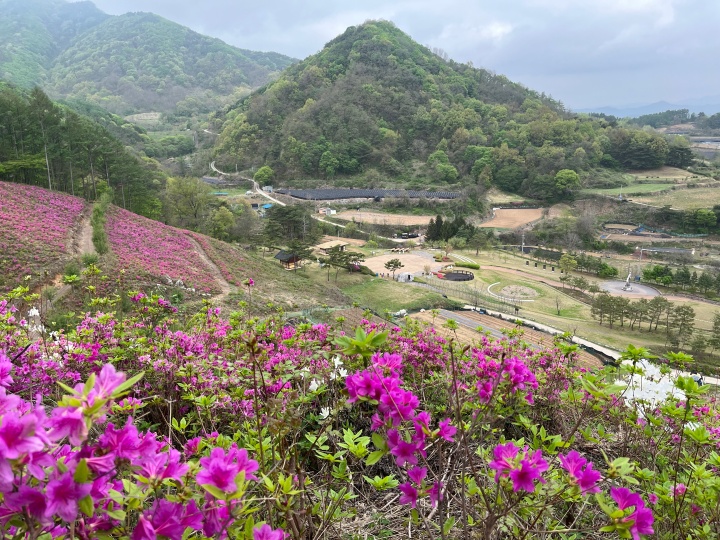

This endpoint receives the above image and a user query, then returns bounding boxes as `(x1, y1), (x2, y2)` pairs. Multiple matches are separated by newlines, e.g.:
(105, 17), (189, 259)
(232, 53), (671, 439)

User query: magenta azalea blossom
(47, 407), (87, 446)
(437, 418), (457, 442)
(610, 487), (654, 540)
(559, 450), (601, 494)
(509, 459), (542, 492)
(93, 363), (126, 400)
(390, 439), (420, 467)
(488, 442), (519, 480)
(0, 352), (13, 388)
(0, 413), (45, 459)
(197, 446), (259, 494)
(407, 466), (427, 485)
(398, 482), (419, 508)
(253, 523), (285, 540)
(44, 472), (92, 522)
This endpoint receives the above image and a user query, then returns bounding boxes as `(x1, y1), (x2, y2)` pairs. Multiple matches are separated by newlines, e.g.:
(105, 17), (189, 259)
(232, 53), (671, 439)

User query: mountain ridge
(0, 0), (297, 114)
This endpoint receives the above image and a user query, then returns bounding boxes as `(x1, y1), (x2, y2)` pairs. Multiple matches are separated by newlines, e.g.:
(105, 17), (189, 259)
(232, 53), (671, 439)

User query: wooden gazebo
(274, 250), (301, 270)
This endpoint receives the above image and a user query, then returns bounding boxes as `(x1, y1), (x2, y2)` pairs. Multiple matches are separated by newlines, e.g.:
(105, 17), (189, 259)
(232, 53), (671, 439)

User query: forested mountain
(213, 21), (687, 200)
(0, 0), (108, 87)
(0, 0), (296, 114)
(0, 83), (164, 216)
(46, 12), (296, 114)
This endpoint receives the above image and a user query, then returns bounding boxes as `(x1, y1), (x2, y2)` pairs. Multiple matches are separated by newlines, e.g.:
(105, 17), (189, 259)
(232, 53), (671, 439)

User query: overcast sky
(82, 0), (720, 109)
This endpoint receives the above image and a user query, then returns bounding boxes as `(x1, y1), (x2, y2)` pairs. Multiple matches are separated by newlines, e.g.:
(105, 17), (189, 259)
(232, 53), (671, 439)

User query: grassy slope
(434, 249), (720, 353)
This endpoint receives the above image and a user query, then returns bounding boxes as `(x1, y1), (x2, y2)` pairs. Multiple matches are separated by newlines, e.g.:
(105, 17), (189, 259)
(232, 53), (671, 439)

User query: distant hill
(212, 21), (683, 200)
(0, 0), (109, 87)
(0, 0), (297, 114)
(213, 20), (567, 186)
(576, 99), (720, 118)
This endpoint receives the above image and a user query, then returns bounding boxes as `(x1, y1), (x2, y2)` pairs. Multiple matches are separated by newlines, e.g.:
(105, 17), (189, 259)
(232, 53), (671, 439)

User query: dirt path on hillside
(186, 236), (233, 303)
(76, 209), (96, 256)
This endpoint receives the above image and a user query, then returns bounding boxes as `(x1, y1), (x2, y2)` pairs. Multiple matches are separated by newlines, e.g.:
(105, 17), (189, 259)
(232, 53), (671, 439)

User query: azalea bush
(3, 286), (720, 538)
(0, 181), (85, 293)
(105, 207), (221, 294)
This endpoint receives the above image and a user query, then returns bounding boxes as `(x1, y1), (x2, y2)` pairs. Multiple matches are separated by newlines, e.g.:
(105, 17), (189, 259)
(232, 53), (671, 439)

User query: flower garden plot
(0, 181), (85, 293)
(186, 232), (246, 286)
(105, 207), (220, 294)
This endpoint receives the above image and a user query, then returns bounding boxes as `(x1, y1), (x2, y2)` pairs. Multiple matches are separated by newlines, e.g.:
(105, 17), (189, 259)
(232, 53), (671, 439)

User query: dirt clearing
(364, 251), (441, 275)
(336, 211), (432, 226)
(479, 208), (544, 229)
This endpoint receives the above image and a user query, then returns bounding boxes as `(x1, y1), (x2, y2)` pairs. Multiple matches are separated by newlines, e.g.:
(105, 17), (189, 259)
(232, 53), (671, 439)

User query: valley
(3, 1), (720, 538)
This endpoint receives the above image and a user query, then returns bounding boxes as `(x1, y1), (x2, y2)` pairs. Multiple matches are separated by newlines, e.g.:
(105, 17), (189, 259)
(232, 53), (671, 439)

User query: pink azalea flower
(673, 483), (687, 497)
(398, 482), (419, 508)
(253, 524), (285, 540)
(488, 442), (519, 480)
(407, 466), (427, 485)
(428, 481), (443, 507)
(509, 458), (543, 492)
(610, 487), (654, 540)
(0, 413), (45, 459)
(197, 447), (259, 494)
(390, 439), (419, 467)
(46, 405), (87, 446)
(559, 450), (601, 494)
(437, 418), (456, 442)
(93, 363), (126, 400)
(44, 472), (92, 522)
(0, 352), (13, 387)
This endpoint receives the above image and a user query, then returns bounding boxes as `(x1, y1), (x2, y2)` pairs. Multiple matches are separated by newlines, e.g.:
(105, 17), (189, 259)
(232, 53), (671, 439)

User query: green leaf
(79, 495), (94, 518)
(244, 517), (255, 540)
(202, 483), (228, 500)
(262, 475), (275, 492)
(112, 371), (145, 397)
(106, 508), (126, 521)
(56, 380), (77, 395)
(442, 517), (456, 536)
(74, 458), (91, 484)
(365, 449), (385, 466)
(372, 432), (386, 450)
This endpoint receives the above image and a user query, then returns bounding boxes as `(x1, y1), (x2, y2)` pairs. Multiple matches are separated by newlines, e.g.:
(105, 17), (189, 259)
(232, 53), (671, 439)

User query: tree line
(591, 294), (696, 347)
(0, 85), (163, 217)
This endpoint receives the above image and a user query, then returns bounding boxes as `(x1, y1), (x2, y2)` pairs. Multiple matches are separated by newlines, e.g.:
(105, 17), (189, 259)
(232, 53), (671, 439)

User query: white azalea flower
(319, 407), (331, 419)
(28, 307), (40, 318)
(308, 379), (320, 392)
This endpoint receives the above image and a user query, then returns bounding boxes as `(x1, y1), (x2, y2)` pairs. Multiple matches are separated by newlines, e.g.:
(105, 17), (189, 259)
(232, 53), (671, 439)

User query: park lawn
(631, 187), (720, 210)
(340, 278), (456, 313)
(486, 188), (529, 204)
(580, 183), (675, 196)
(443, 249), (720, 352)
(628, 166), (696, 180)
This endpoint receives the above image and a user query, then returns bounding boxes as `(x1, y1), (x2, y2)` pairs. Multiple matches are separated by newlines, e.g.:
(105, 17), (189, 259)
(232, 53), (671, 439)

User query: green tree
(559, 253), (578, 275)
(708, 312), (720, 353)
(164, 176), (212, 230)
(554, 169), (580, 194)
(208, 207), (236, 240)
(253, 165), (274, 186)
(384, 258), (404, 279)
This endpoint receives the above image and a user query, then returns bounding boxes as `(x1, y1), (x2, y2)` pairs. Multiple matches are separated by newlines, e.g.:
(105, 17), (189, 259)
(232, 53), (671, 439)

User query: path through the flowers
(186, 236), (233, 302)
(75, 209), (96, 256)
